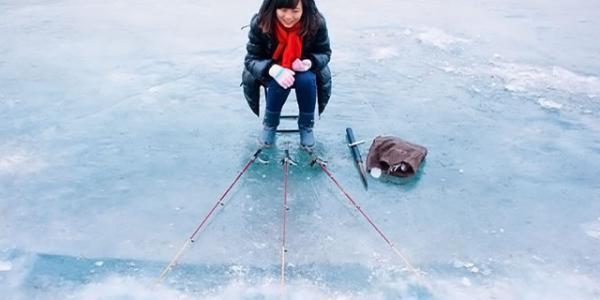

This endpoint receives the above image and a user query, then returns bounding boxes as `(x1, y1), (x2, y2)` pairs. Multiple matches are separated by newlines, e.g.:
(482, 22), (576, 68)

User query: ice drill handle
(346, 127), (362, 163)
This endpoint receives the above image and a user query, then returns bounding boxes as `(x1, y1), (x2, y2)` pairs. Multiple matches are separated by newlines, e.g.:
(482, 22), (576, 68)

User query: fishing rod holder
(282, 157), (298, 166)
(255, 156), (270, 164)
(280, 149), (298, 166)
(251, 148), (263, 157)
(309, 153), (327, 167)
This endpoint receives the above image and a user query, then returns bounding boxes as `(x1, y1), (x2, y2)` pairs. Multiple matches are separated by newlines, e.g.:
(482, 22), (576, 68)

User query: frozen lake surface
(1, 0), (599, 299)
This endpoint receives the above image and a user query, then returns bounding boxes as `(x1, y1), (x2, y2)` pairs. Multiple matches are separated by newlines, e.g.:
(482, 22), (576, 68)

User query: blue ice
(1, 0), (599, 299)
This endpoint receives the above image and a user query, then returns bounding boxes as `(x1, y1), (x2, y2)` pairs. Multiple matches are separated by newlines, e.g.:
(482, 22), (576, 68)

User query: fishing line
(280, 148), (296, 287)
(154, 148), (262, 287)
(310, 154), (431, 287)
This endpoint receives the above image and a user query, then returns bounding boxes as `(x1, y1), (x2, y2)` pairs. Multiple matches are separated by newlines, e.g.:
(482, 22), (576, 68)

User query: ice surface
(1, 0), (600, 299)
(0, 260), (12, 272)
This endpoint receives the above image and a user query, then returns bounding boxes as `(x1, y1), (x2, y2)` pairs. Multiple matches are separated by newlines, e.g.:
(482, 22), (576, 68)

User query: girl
(242, 0), (332, 150)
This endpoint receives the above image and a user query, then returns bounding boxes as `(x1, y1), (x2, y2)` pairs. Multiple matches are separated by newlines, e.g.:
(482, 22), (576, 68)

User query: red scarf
(272, 21), (303, 69)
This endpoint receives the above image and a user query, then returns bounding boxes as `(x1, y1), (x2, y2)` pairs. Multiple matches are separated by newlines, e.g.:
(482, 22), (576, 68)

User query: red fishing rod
(154, 148), (263, 286)
(309, 153), (428, 284)
(280, 148), (296, 287)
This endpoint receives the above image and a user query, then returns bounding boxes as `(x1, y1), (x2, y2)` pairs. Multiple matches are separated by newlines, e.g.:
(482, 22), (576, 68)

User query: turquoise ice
(1, 0), (599, 299)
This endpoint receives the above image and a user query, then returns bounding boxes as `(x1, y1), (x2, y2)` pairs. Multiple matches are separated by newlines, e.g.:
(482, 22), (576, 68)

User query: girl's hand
(292, 59), (312, 72)
(269, 64), (295, 89)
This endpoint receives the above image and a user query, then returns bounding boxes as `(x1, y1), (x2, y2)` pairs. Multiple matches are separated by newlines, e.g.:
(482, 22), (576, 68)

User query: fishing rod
(309, 153), (428, 285)
(280, 148), (296, 287)
(346, 127), (368, 190)
(154, 148), (263, 287)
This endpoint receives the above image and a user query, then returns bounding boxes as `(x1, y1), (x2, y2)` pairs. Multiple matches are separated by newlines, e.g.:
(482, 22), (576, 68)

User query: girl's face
(276, 0), (303, 28)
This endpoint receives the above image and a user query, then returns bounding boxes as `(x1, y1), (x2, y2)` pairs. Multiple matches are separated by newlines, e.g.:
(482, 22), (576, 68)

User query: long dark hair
(257, 0), (322, 38)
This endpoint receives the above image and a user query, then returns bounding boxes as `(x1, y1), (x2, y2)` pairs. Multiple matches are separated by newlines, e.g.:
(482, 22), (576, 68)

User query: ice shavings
(0, 149), (47, 175)
(228, 265), (249, 277)
(489, 63), (600, 96)
(369, 47), (399, 60)
(581, 220), (600, 240)
(416, 28), (469, 50)
(0, 260), (12, 272)
(435, 266), (600, 300)
(537, 98), (563, 110)
(68, 276), (196, 300)
(452, 260), (488, 275)
(461, 277), (472, 286)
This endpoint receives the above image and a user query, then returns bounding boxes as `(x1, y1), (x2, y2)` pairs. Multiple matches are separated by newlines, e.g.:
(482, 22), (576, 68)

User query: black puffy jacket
(242, 14), (332, 116)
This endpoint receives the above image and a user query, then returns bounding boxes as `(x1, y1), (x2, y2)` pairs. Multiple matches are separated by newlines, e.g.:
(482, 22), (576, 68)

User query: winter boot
(259, 110), (281, 148)
(298, 111), (315, 150)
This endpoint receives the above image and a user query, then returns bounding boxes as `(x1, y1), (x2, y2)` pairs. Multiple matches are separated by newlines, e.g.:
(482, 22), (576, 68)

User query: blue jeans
(265, 71), (317, 114)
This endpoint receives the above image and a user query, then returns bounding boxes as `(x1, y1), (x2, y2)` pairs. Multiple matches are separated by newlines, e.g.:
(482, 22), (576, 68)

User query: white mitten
(292, 59), (312, 72)
(269, 64), (295, 89)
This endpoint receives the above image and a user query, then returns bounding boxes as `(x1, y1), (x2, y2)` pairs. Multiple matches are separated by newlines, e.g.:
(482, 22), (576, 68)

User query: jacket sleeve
(308, 18), (332, 71)
(244, 17), (273, 82)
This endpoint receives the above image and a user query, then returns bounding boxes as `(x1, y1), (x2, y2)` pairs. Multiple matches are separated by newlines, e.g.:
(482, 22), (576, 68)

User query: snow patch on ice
(581, 220), (600, 240)
(0, 149), (47, 175)
(67, 277), (195, 300)
(489, 63), (600, 96)
(369, 47), (399, 60)
(461, 277), (472, 286)
(0, 260), (13, 272)
(416, 28), (469, 50)
(434, 267), (600, 300)
(537, 98), (563, 110)
(198, 279), (380, 300)
(66, 276), (383, 300)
